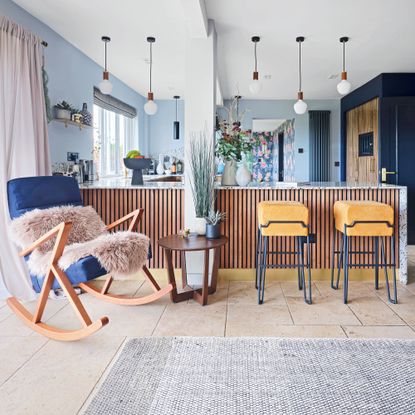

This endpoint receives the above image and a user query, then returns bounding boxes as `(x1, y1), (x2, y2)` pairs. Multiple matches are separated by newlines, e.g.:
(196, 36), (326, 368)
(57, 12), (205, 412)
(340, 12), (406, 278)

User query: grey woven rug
(84, 337), (415, 414)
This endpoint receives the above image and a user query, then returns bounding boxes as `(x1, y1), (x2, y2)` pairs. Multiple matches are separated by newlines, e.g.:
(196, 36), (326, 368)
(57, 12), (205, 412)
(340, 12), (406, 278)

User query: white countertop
(80, 176), (184, 189)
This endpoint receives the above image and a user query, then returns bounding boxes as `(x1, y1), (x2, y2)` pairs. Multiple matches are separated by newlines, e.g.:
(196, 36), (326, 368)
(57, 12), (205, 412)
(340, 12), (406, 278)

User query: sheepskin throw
(10, 205), (149, 278)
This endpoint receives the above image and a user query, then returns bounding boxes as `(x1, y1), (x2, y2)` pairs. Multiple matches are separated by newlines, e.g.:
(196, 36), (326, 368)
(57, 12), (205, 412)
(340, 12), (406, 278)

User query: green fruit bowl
(123, 158), (152, 185)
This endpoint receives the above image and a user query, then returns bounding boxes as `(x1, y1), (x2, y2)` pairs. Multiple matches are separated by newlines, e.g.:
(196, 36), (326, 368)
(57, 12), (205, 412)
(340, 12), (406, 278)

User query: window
(93, 105), (138, 177)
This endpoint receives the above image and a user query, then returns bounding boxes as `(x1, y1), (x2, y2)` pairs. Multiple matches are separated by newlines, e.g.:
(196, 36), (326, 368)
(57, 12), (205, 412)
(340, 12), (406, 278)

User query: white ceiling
(13, 0), (187, 99)
(13, 0), (415, 100)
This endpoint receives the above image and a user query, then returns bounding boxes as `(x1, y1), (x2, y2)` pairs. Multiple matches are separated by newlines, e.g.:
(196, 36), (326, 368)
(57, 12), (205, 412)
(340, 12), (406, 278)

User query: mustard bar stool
(256, 201), (312, 305)
(331, 201), (398, 304)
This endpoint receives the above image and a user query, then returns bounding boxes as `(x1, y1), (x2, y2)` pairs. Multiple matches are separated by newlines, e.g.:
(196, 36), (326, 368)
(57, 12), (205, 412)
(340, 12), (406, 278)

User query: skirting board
(103, 268), (397, 283)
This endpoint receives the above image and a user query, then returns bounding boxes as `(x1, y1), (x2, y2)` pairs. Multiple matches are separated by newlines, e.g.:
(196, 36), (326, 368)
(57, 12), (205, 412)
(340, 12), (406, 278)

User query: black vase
(206, 223), (220, 239)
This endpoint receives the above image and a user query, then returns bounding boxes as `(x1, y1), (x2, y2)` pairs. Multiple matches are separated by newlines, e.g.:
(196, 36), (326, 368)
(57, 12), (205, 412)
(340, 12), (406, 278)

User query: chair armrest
(19, 221), (72, 258)
(106, 209), (144, 232)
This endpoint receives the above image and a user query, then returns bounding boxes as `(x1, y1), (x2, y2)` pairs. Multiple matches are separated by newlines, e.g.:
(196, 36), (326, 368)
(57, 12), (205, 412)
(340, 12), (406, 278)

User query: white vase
(221, 159), (238, 186)
(193, 217), (206, 235)
(236, 162), (251, 186)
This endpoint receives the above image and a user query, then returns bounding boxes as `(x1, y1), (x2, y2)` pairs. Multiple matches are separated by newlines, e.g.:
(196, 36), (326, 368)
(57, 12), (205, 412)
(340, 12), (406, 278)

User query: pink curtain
(0, 16), (51, 300)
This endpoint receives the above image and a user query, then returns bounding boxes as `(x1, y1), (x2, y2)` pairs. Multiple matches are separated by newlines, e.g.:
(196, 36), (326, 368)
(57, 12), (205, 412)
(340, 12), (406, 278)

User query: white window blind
(93, 104), (138, 177)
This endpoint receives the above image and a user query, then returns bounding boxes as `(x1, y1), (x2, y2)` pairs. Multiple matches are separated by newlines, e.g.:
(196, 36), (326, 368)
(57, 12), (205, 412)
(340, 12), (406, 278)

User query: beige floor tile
(46, 293), (166, 338)
(0, 337), (48, 386)
(343, 325), (415, 339)
(286, 296), (361, 326)
(153, 302), (226, 336)
(384, 300), (415, 326)
(347, 296), (405, 325)
(87, 279), (145, 298)
(281, 281), (320, 298)
(228, 324), (346, 338)
(0, 336), (124, 415)
(226, 304), (293, 336)
(228, 281), (285, 306)
(0, 302), (13, 322)
(0, 297), (68, 337)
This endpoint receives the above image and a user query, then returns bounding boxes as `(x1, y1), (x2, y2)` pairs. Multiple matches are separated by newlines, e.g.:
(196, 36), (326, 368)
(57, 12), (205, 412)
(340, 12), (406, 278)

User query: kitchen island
(80, 179), (407, 283)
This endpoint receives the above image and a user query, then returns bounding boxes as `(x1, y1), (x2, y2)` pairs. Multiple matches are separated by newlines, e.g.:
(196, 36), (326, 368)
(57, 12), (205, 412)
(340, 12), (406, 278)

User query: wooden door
(346, 98), (379, 183)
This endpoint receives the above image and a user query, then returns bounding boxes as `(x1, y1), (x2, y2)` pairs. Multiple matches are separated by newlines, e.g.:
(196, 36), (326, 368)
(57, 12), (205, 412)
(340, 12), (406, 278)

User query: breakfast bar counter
(80, 180), (407, 282)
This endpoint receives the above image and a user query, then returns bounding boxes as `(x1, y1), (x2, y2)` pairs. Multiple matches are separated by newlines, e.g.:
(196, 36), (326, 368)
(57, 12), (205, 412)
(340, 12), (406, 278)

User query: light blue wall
(147, 99), (184, 158)
(0, 0), (146, 163)
(220, 99), (341, 181)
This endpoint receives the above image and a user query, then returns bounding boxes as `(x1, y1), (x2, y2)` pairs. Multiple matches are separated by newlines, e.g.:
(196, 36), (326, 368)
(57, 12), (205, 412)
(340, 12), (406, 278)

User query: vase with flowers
(216, 97), (253, 186)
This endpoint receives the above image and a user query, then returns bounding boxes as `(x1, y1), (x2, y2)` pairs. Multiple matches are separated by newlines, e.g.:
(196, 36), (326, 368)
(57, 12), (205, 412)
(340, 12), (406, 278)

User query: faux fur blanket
(10, 205), (149, 278)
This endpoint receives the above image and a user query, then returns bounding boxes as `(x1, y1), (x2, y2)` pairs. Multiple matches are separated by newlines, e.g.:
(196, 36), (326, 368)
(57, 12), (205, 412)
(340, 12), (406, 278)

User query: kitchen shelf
(53, 118), (95, 130)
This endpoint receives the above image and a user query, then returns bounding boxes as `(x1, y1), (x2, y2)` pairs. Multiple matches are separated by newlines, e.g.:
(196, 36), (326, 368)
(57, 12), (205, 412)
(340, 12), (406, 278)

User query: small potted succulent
(205, 210), (226, 239)
(54, 100), (74, 120)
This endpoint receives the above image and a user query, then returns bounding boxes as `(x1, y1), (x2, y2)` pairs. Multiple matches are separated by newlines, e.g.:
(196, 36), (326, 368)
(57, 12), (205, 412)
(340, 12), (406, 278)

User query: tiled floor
(1, 266), (415, 414)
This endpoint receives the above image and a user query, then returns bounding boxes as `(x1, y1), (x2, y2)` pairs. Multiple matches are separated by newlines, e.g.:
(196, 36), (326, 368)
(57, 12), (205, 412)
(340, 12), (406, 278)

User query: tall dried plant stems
(188, 133), (216, 218)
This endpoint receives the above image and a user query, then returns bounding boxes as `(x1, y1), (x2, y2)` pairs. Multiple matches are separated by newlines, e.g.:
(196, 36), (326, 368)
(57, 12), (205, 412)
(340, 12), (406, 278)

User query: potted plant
(216, 97), (253, 186)
(54, 100), (74, 120)
(205, 210), (225, 239)
(188, 132), (216, 235)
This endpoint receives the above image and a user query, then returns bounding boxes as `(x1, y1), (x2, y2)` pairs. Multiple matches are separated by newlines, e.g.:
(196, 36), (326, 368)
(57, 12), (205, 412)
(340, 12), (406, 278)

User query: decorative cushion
(334, 201), (394, 236)
(258, 201), (309, 236)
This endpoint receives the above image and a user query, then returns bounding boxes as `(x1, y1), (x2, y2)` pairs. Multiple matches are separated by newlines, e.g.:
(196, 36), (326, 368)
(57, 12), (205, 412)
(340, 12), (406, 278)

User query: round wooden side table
(158, 234), (228, 306)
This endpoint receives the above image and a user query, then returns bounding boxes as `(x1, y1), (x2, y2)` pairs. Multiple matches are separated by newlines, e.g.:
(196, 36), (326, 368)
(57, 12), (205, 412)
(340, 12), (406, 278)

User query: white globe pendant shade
(144, 99), (158, 115)
(294, 99), (308, 115)
(337, 79), (352, 95)
(99, 79), (113, 95)
(249, 79), (262, 95)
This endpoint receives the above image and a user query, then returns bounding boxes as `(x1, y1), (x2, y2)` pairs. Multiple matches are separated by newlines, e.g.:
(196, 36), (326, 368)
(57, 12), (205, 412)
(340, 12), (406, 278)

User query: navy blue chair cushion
(30, 256), (107, 293)
(8, 176), (108, 292)
(8, 176), (83, 219)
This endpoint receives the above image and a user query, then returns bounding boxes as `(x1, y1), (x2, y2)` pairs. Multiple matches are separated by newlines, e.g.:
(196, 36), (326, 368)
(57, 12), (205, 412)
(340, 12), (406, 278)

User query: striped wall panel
(81, 188), (184, 268)
(217, 188), (400, 269)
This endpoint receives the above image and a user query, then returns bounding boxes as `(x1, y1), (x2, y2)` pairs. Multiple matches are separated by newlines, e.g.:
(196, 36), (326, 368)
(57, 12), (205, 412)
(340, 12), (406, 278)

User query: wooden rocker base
(7, 297), (109, 341)
(79, 281), (173, 306)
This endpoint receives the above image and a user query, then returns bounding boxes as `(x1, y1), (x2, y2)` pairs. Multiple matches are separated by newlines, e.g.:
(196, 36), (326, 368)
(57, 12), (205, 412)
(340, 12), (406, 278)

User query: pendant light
(144, 37), (158, 115)
(337, 36), (352, 95)
(173, 96), (180, 140)
(99, 36), (113, 95)
(249, 36), (262, 95)
(293, 36), (307, 115)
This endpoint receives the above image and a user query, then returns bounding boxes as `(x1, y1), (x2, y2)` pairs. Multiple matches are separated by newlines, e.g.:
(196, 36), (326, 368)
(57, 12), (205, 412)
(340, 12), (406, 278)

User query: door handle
(381, 167), (397, 182)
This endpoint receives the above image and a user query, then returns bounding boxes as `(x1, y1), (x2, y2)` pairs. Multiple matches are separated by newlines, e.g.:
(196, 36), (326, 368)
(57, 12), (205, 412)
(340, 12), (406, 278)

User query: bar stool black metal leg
(343, 230), (349, 304)
(296, 236), (303, 290)
(330, 223), (336, 289)
(390, 235), (398, 304)
(258, 236), (268, 304)
(381, 236), (398, 304)
(335, 232), (344, 290)
(255, 228), (262, 290)
(304, 235), (312, 304)
(374, 237), (379, 290)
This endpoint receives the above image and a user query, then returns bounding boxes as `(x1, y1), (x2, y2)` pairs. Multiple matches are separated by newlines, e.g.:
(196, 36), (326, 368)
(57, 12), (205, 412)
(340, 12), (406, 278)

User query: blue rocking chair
(7, 176), (172, 341)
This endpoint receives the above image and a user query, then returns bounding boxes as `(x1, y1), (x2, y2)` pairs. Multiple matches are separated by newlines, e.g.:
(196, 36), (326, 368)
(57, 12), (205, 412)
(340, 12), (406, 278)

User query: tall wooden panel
(80, 188), (184, 268)
(346, 98), (379, 183)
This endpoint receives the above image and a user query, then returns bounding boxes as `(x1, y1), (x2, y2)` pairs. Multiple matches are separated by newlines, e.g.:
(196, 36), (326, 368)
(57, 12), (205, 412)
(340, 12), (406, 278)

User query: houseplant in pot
(188, 132), (216, 235)
(54, 100), (74, 120)
(205, 210), (226, 239)
(216, 97), (253, 185)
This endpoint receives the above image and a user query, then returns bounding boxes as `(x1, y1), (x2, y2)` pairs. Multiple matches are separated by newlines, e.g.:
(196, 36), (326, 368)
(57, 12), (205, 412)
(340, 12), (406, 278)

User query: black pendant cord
(175, 97), (178, 121)
(298, 41), (302, 92)
(254, 41), (258, 72)
(104, 41), (108, 71)
(149, 42), (153, 93)
(342, 40), (346, 72)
